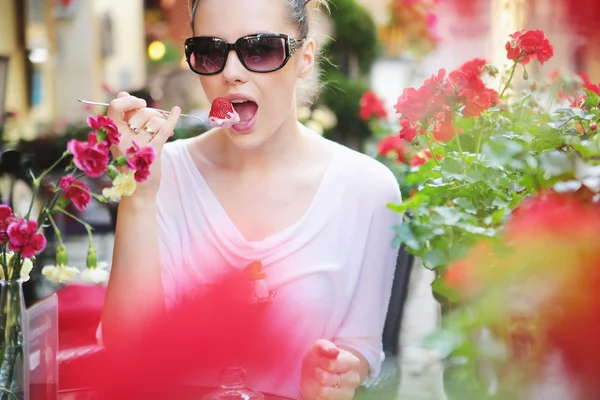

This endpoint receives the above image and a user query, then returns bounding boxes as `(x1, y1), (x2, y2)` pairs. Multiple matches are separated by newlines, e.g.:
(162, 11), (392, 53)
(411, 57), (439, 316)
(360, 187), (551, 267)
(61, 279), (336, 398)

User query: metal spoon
(77, 99), (245, 127)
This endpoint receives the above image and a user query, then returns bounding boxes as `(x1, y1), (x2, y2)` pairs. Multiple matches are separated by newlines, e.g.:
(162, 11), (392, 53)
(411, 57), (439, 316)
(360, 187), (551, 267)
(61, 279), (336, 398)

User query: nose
(221, 51), (248, 85)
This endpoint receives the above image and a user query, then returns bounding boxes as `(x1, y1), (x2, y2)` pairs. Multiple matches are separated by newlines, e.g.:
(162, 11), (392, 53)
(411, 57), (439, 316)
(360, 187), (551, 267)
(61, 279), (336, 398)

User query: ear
(298, 38), (316, 79)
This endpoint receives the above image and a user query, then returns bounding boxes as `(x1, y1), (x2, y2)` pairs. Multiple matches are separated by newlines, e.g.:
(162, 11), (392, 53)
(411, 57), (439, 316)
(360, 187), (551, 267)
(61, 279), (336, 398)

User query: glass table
(57, 386), (295, 400)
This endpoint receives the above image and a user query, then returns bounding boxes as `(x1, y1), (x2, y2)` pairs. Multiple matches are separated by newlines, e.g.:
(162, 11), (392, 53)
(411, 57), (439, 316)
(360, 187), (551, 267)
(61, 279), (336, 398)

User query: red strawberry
(209, 98), (235, 119)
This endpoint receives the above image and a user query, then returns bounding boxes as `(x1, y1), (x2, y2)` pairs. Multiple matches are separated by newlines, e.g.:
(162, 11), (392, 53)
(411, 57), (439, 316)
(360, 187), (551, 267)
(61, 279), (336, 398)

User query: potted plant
(0, 114), (157, 399)
(374, 29), (600, 398)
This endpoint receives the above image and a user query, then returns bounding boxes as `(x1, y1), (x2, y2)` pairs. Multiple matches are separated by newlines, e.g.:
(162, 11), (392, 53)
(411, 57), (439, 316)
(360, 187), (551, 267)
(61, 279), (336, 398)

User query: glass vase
(0, 280), (27, 400)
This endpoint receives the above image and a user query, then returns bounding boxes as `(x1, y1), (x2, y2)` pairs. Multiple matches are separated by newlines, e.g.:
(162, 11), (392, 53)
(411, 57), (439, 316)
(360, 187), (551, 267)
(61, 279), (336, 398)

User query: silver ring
(333, 373), (341, 388)
(128, 123), (140, 134)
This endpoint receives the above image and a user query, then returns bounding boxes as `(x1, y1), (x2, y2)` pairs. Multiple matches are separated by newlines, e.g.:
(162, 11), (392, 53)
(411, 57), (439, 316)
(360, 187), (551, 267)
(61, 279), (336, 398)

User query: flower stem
(451, 111), (468, 165)
(26, 150), (70, 221)
(55, 206), (94, 242)
(499, 62), (518, 98)
(422, 131), (441, 167)
(48, 215), (64, 246)
(475, 119), (485, 155)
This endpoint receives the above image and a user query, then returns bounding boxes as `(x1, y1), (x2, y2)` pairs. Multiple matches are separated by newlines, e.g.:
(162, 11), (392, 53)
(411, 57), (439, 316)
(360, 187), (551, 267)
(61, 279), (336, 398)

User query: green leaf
(449, 243), (472, 261)
(456, 223), (496, 236)
(481, 138), (524, 168)
(553, 107), (574, 117)
(392, 223), (419, 250)
(441, 157), (466, 180)
(539, 150), (575, 177)
(422, 248), (449, 269)
(571, 108), (596, 120)
(431, 276), (460, 303)
(583, 90), (600, 110)
(453, 198), (476, 214)
(465, 169), (485, 183)
(431, 206), (462, 226)
(422, 329), (465, 357)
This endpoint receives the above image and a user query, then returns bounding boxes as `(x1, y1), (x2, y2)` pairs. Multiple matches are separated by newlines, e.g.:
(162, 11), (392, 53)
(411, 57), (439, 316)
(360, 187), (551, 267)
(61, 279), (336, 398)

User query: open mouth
(231, 99), (258, 123)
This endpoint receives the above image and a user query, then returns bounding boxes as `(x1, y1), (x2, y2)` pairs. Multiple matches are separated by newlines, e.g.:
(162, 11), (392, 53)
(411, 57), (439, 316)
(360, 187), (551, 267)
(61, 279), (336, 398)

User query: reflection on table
(56, 386), (295, 400)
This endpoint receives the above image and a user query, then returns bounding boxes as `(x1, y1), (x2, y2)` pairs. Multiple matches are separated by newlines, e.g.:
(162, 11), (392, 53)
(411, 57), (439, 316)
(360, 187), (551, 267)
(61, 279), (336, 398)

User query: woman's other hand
(300, 339), (363, 399)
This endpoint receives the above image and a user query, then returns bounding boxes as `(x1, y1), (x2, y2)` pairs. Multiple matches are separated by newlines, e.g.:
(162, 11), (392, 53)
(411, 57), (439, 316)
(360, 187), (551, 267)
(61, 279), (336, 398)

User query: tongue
(233, 102), (258, 122)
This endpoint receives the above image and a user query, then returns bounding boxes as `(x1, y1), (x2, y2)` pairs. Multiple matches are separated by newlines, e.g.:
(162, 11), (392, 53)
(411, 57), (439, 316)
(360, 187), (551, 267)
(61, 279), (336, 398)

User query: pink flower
(67, 132), (110, 178)
(0, 205), (16, 244)
(59, 176), (92, 212)
(126, 141), (156, 182)
(87, 115), (120, 145)
(7, 218), (47, 258)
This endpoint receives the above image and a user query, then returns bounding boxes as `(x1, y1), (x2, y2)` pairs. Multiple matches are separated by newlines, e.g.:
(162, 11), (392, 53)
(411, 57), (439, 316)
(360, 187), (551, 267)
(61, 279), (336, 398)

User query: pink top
(114, 137), (401, 398)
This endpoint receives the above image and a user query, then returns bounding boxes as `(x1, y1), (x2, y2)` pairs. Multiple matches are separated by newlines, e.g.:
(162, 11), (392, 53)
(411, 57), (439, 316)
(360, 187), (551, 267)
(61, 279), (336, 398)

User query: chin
(226, 130), (272, 150)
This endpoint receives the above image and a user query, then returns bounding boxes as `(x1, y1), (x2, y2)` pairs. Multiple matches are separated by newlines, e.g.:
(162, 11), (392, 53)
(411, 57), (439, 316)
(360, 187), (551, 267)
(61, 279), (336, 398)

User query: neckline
(179, 139), (342, 248)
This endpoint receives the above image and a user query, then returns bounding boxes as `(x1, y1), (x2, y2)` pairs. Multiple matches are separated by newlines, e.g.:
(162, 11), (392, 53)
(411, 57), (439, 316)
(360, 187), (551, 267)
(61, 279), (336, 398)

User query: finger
(153, 106), (181, 144)
(127, 109), (164, 135)
(314, 367), (361, 389)
(311, 339), (339, 359)
(318, 349), (359, 374)
(117, 92), (130, 98)
(142, 116), (167, 141)
(107, 96), (147, 123)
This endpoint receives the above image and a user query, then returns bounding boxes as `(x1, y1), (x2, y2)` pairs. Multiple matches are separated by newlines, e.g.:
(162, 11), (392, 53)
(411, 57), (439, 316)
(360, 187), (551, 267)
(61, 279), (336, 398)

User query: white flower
(42, 264), (80, 283)
(103, 170), (137, 201)
(19, 258), (34, 282)
(305, 120), (324, 135)
(80, 262), (109, 284)
(0, 252), (34, 281)
(311, 107), (337, 129)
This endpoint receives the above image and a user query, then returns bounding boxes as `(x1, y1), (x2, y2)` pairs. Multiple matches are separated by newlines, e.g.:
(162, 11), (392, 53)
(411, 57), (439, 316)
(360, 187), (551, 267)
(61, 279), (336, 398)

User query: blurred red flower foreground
(445, 191), (600, 394)
(61, 269), (301, 399)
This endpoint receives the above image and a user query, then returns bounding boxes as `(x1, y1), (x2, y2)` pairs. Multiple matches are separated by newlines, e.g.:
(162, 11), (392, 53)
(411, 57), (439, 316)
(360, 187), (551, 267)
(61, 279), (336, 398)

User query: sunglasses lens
(239, 37), (286, 72)
(188, 38), (227, 74)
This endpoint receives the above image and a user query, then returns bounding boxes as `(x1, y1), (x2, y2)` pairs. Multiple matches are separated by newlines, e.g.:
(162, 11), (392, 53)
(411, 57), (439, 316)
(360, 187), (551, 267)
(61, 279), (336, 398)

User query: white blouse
(153, 138), (402, 398)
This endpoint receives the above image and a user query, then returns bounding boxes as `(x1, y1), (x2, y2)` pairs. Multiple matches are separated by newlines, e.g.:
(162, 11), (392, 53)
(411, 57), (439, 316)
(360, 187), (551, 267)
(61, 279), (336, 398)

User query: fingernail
(172, 106), (181, 114)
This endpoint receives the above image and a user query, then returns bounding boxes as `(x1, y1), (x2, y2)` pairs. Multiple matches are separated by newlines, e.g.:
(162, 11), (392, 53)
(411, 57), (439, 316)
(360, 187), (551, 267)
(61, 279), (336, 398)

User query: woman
(101, 0), (402, 398)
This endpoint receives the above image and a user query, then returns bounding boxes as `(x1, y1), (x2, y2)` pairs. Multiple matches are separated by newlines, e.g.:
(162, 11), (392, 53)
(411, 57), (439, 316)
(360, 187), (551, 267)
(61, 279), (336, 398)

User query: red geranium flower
(505, 29), (554, 65)
(410, 148), (442, 167)
(359, 91), (388, 120)
(398, 118), (423, 143)
(377, 134), (407, 163)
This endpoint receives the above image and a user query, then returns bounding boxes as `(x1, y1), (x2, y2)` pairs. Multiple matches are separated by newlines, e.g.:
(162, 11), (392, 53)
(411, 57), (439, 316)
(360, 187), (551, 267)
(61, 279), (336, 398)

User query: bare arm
(100, 92), (181, 349)
(101, 196), (165, 348)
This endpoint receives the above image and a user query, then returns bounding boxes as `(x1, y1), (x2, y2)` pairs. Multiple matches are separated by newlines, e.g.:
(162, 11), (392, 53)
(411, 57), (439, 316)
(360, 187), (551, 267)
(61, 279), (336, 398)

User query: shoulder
(329, 140), (401, 205)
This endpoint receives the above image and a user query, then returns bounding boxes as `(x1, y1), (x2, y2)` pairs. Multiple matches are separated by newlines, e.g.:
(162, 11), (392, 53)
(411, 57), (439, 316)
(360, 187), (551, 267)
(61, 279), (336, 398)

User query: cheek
(198, 77), (221, 101)
(258, 73), (298, 111)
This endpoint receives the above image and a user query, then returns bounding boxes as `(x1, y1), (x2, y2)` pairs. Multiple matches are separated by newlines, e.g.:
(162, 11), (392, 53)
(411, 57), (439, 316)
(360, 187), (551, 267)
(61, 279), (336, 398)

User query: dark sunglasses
(184, 33), (306, 76)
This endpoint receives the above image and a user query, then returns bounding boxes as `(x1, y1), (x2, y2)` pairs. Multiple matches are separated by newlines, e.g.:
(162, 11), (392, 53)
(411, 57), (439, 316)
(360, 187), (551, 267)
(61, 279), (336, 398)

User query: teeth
(230, 99), (248, 104)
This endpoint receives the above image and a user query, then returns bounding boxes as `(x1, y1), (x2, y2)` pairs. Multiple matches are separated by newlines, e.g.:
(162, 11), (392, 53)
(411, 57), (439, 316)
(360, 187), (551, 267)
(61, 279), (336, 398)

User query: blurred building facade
(2, 0), (600, 142)
(0, 0), (145, 141)
(364, 0), (600, 112)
